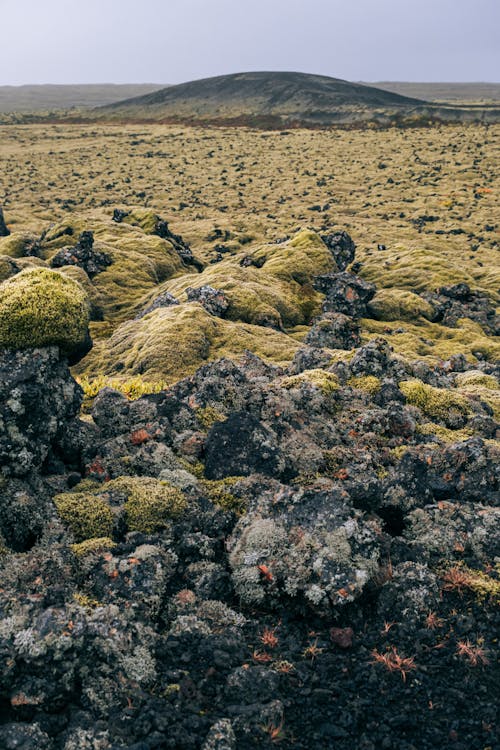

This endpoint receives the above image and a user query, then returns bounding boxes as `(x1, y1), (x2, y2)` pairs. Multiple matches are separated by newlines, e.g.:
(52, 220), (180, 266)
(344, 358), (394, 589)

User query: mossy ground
(0, 122), (498, 381)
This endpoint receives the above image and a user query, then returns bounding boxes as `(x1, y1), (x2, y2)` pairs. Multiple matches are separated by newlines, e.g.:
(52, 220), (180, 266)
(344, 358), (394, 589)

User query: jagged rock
(50, 231), (112, 277)
(305, 312), (360, 349)
(204, 412), (284, 479)
(135, 290), (179, 319)
(314, 272), (376, 317)
(0, 207), (10, 237)
(0, 348), (83, 477)
(186, 286), (229, 317)
(320, 230), (356, 270)
(422, 282), (499, 335)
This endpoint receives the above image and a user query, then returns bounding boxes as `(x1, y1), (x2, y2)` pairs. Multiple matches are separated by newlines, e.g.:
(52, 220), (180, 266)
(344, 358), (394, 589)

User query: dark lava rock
(186, 286), (229, 317)
(305, 312), (360, 349)
(50, 230), (112, 277)
(422, 283), (499, 335)
(320, 230), (356, 270)
(0, 348), (82, 477)
(135, 290), (179, 319)
(204, 412), (284, 479)
(314, 272), (376, 317)
(0, 206), (10, 236)
(155, 218), (204, 271)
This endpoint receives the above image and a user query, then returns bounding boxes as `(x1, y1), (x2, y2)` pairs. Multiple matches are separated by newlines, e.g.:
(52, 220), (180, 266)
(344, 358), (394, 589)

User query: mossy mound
(0, 231), (40, 259)
(104, 476), (187, 533)
(251, 229), (337, 285)
(361, 317), (500, 363)
(0, 268), (90, 354)
(281, 369), (340, 394)
(54, 492), (114, 542)
(40, 216), (188, 323)
(360, 245), (499, 300)
(399, 379), (471, 426)
(76, 303), (300, 381)
(368, 288), (434, 321)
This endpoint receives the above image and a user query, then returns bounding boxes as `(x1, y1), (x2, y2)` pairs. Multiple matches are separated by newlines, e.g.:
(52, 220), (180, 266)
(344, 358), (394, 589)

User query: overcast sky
(1, 0), (498, 86)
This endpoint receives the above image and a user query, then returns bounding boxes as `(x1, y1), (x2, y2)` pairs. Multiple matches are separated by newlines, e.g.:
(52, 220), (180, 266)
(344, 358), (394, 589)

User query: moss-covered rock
(104, 476), (187, 533)
(75, 303), (300, 381)
(251, 229), (337, 285)
(71, 537), (116, 557)
(368, 288), (434, 321)
(54, 493), (114, 542)
(281, 369), (340, 394)
(399, 379), (471, 426)
(0, 268), (90, 356)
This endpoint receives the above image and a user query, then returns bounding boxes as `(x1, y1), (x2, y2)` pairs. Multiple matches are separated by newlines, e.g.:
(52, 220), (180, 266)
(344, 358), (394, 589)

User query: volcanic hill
(102, 70), (427, 125)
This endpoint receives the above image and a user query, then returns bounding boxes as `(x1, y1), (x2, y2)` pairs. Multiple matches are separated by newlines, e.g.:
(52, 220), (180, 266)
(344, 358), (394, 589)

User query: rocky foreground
(0, 219), (498, 749)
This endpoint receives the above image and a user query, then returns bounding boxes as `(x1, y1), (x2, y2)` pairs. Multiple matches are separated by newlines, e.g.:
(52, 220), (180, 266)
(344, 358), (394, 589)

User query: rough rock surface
(50, 231), (112, 277)
(0, 206), (10, 237)
(1, 223), (499, 749)
(314, 271), (376, 317)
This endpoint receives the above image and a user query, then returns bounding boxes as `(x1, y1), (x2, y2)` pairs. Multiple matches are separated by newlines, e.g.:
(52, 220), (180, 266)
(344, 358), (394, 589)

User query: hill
(0, 83), (165, 113)
(102, 71), (426, 125)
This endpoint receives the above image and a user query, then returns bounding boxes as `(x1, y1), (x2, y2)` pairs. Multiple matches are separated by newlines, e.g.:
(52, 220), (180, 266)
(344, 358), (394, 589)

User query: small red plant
(260, 627), (279, 649)
(456, 639), (489, 666)
(370, 647), (416, 682)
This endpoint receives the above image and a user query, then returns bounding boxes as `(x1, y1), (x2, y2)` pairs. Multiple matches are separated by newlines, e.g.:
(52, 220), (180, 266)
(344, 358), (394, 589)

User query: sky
(1, 0), (499, 86)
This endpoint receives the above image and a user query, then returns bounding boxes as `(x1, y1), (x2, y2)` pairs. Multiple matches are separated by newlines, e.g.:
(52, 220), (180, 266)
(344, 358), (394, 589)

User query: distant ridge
(0, 84), (166, 114)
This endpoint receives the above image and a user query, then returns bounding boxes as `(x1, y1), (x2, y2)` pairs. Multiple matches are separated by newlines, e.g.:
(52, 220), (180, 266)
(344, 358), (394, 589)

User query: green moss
(360, 245), (483, 295)
(162, 253), (322, 328)
(280, 369), (340, 395)
(200, 477), (246, 514)
(41, 216), (186, 324)
(440, 562), (500, 603)
(416, 422), (473, 443)
(54, 493), (113, 542)
(399, 379), (471, 425)
(104, 476), (187, 533)
(73, 592), (101, 609)
(0, 232), (40, 259)
(116, 207), (160, 234)
(0, 268), (89, 353)
(195, 406), (226, 430)
(70, 536), (116, 557)
(75, 303), (300, 382)
(251, 229), (337, 285)
(361, 317), (500, 364)
(455, 371), (499, 390)
(368, 288), (434, 321)
(454, 371), (500, 419)
(348, 375), (381, 395)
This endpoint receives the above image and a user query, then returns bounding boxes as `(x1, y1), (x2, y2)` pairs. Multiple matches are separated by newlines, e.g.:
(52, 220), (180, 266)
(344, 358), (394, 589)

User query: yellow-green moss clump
(281, 369), (340, 394)
(40, 215), (187, 323)
(361, 317), (500, 364)
(0, 268), (89, 353)
(104, 476), (187, 533)
(455, 370), (500, 419)
(368, 288), (434, 321)
(399, 379), (471, 424)
(251, 229), (337, 286)
(200, 477), (246, 514)
(75, 303), (300, 382)
(54, 493), (113, 542)
(71, 537), (116, 557)
(195, 406), (227, 430)
(348, 375), (382, 396)
(416, 422), (473, 443)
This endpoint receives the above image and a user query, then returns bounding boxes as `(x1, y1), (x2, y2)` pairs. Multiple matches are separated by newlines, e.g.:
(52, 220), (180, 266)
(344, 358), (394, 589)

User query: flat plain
(0, 121), (498, 383)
